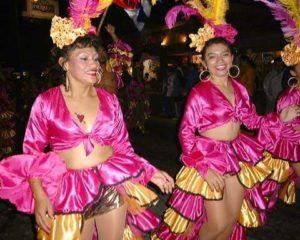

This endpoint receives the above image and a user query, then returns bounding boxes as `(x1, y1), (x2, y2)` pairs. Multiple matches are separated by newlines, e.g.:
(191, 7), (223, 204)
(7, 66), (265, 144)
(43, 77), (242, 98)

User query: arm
(23, 95), (49, 154)
(110, 94), (174, 192)
(23, 94), (53, 231)
(179, 88), (208, 176)
(179, 88), (225, 190)
(105, 24), (119, 43)
(110, 94), (158, 182)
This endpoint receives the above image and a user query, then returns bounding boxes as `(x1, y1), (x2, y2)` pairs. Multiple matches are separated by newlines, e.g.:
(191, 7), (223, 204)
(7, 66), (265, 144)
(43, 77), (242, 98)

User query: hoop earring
(199, 69), (210, 82)
(65, 74), (70, 92)
(96, 68), (103, 85)
(287, 77), (299, 88)
(228, 65), (240, 78)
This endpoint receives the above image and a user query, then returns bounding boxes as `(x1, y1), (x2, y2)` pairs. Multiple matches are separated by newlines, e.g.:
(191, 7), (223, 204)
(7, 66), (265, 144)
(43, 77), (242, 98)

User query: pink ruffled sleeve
(23, 94), (49, 154)
(179, 88), (207, 176)
(237, 85), (281, 130)
(110, 94), (157, 183)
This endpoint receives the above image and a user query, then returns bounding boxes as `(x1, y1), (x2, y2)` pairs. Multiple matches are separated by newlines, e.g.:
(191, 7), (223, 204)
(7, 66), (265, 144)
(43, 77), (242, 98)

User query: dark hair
(47, 34), (102, 86)
(201, 37), (233, 58)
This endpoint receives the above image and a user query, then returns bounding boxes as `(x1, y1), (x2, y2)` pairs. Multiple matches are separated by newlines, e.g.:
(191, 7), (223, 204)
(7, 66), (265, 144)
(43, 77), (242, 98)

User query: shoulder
(34, 86), (60, 105)
(96, 87), (119, 104)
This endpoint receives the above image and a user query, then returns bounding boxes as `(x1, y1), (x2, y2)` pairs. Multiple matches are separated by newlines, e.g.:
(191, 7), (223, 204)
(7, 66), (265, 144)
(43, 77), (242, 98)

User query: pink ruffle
(155, 218), (204, 240)
(168, 188), (204, 221)
(259, 124), (300, 162)
(127, 209), (160, 233)
(97, 153), (144, 185)
(0, 152), (66, 214)
(181, 133), (265, 177)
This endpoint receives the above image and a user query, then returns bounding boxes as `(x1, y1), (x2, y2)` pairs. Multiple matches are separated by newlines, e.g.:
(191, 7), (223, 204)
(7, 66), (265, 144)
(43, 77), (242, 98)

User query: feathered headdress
(50, 0), (106, 48)
(165, 0), (237, 53)
(255, 0), (300, 66)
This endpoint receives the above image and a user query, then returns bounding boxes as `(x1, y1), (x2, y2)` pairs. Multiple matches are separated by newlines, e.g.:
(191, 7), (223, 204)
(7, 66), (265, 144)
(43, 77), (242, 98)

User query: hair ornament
(255, 0), (300, 66)
(50, 0), (106, 49)
(165, 0), (237, 53)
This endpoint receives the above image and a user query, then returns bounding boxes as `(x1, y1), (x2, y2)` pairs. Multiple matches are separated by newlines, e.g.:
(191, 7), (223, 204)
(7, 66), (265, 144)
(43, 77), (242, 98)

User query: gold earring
(228, 65), (240, 78)
(96, 68), (103, 85)
(288, 77), (299, 87)
(199, 69), (210, 82)
(65, 74), (70, 92)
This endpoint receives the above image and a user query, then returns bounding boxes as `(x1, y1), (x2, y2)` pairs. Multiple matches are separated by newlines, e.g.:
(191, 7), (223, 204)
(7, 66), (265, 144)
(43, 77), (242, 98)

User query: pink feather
(213, 23), (238, 43)
(165, 5), (202, 29)
(255, 0), (297, 39)
(68, 0), (103, 30)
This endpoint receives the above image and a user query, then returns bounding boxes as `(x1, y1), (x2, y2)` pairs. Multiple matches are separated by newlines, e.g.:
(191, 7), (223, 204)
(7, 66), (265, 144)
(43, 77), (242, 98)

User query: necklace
(74, 113), (85, 124)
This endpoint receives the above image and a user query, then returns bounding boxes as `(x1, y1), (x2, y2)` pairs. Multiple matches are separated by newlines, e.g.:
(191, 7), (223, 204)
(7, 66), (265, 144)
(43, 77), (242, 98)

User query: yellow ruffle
(262, 155), (290, 183)
(164, 208), (190, 234)
(279, 180), (296, 205)
(176, 166), (223, 199)
(238, 156), (272, 189)
(238, 199), (262, 228)
(122, 181), (158, 214)
(37, 214), (82, 240)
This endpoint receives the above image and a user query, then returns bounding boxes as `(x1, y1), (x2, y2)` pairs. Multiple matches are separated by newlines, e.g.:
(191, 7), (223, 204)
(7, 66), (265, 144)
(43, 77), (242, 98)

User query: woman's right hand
(29, 178), (54, 233)
(34, 193), (54, 234)
(204, 168), (225, 191)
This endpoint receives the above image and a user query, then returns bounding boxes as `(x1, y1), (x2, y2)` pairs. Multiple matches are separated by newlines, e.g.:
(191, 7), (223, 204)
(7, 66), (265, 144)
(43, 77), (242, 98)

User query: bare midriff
(201, 121), (241, 141)
(57, 142), (113, 169)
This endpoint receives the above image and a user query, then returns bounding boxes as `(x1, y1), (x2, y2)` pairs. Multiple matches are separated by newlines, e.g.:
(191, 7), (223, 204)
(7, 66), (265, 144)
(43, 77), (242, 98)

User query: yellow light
(161, 36), (168, 46)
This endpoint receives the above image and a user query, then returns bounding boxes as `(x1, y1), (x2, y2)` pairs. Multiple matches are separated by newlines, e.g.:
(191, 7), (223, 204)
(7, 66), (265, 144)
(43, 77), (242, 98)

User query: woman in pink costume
(0, 16), (174, 240)
(258, 62), (300, 207)
(255, 0), (300, 208)
(152, 37), (299, 240)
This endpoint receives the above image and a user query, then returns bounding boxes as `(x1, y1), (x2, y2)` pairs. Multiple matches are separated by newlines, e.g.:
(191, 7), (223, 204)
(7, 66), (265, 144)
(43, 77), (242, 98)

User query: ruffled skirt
(0, 152), (159, 239)
(152, 134), (287, 240)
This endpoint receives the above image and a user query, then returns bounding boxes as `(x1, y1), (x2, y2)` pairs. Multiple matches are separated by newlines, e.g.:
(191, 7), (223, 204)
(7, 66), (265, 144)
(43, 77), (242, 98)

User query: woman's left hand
(150, 170), (174, 194)
(280, 104), (300, 122)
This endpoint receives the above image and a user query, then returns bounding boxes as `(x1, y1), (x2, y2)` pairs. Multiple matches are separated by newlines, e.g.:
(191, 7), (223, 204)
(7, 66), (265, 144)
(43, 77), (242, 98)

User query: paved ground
(0, 116), (300, 239)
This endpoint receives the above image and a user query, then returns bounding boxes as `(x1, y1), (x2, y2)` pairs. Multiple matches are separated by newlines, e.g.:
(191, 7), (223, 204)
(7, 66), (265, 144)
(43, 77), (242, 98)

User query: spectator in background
(184, 63), (199, 94)
(263, 57), (286, 113)
(162, 65), (183, 118)
(237, 55), (256, 98)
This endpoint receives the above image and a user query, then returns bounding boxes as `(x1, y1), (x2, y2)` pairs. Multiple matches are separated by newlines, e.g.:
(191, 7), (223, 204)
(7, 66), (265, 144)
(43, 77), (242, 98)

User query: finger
(37, 214), (51, 233)
(47, 205), (54, 220)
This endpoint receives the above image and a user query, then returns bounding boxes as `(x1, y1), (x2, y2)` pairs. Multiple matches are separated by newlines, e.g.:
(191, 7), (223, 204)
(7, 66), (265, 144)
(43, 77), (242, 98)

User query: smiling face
(63, 47), (100, 86)
(202, 43), (233, 80)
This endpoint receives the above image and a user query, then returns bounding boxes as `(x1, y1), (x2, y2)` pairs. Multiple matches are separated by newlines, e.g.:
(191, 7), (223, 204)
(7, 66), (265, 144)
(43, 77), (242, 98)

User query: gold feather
(278, 0), (300, 31)
(211, 0), (229, 24)
(186, 0), (211, 20)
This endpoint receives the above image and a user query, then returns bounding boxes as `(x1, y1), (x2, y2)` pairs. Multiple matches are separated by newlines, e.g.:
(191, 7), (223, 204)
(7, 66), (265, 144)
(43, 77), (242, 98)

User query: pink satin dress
(257, 86), (300, 210)
(153, 78), (284, 240)
(0, 86), (159, 239)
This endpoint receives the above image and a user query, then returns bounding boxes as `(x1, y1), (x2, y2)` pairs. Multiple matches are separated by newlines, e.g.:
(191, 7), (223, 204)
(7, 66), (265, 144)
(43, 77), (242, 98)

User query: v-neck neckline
(209, 79), (237, 108)
(58, 86), (101, 134)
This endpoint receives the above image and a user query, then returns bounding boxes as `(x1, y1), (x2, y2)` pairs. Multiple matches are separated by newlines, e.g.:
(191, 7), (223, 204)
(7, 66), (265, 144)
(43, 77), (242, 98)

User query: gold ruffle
(164, 208), (190, 234)
(238, 156), (272, 189)
(122, 181), (158, 214)
(37, 214), (83, 240)
(238, 199), (262, 228)
(279, 180), (296, 205)
(262, 156), (290, 183)
(123, 225), (143, 240)
(176, 166), (223, 199)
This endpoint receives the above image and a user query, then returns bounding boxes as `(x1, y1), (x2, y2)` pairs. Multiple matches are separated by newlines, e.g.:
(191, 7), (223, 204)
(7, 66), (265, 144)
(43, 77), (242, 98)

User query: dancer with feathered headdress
(0, 0), (175, 239)
(152, 0), (300, 239)
(255, 0), (300, 209)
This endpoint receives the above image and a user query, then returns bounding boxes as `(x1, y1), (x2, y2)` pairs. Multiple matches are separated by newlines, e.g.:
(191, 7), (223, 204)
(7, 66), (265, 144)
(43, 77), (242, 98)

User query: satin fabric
(258, 86), (300, 162)
(179, 78), (281, 177)
(23, 86), (156, 182)
(153, 78), (282, 240)
(0, 86), (160, 239)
